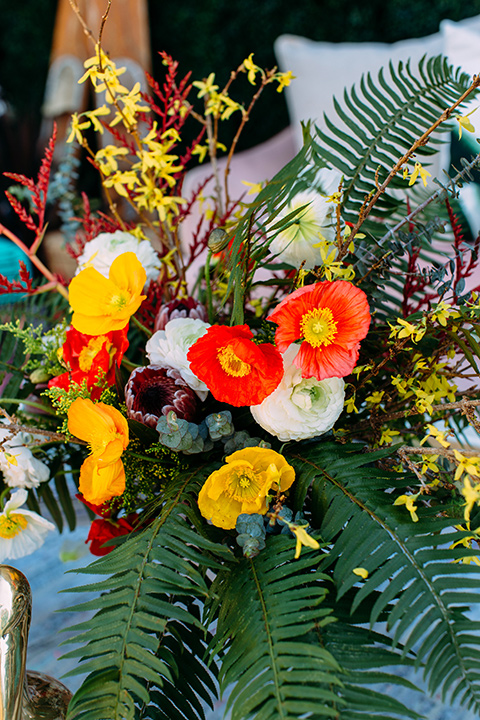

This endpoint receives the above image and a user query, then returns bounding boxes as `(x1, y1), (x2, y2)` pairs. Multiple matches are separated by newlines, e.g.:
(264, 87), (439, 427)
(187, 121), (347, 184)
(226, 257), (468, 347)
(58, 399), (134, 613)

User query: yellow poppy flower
(68, 398), (129, 505)
(69, 252), (147, 335)
(198, 447), (295, 530)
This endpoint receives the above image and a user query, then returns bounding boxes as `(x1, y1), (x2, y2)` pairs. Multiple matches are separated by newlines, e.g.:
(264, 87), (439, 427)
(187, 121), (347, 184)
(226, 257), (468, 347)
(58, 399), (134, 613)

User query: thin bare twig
(340, 74), (480, 257)
(398, 445), (480, 459)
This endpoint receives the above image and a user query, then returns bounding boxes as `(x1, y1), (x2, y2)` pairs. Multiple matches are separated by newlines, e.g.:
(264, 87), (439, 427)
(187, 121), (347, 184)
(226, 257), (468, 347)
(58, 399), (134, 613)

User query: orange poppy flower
(67, 398), (129, 505)
(68, 252), (147, 335)
(268, 280), (370, 380)
(187, 324), (283, 406)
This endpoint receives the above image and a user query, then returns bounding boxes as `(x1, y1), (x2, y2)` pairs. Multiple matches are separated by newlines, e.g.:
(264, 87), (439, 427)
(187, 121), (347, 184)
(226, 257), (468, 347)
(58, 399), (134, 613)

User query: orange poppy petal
(269, 281), (370, 379)
(296, 341), (359, 380)
(79, 456), (126, 505)
(67, 398), (117, 444)
(188, 325), (283, 406)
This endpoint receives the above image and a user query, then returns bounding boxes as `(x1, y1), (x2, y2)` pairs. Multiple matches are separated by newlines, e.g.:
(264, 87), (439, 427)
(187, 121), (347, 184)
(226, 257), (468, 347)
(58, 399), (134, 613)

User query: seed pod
(208, 228), (228, 253)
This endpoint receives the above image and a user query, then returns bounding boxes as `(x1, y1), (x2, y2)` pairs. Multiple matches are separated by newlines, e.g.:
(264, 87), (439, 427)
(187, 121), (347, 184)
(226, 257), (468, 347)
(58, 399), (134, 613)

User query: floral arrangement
(1, 6), (480, 719)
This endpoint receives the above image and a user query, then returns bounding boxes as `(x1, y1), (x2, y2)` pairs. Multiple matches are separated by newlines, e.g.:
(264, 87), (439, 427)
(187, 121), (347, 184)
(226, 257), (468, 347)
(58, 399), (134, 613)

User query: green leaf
(210, 535), (343, 720)
(293, 441), (480, 713)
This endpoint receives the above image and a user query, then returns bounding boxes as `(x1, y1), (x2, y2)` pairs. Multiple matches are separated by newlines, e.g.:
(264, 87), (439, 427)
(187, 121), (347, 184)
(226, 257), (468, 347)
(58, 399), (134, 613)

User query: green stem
(121, 356), (140, 372)
(0, 398), (58, 416)
(131, 315), (153, 337)
(204, 250), (215, 323)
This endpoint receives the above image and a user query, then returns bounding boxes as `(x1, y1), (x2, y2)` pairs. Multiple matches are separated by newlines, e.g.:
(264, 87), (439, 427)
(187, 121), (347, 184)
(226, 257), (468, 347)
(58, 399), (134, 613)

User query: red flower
(48, 326), (129, 399)
(187, 325), (283, 406)
(268, 281), (370, 380)
(86, 515), (138, 556)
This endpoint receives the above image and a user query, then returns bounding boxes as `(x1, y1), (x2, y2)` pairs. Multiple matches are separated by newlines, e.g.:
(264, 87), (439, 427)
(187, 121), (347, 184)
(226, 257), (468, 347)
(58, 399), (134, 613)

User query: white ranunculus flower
(76, 230), (161, 284)
(0, 488), (56, 562)
(0, 425), (50, 489)
(269, 189), (337, 269)
(251, 344), (345, 441)
(146, 317), (211, 400)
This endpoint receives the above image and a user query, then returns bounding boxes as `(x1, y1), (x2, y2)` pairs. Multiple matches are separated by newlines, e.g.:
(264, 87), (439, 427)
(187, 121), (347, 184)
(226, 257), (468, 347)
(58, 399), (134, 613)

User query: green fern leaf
(292, 441), (480, 713)
(62, 472), (232, 720)
(210, 535), (344, 720)
(314, 56), (474, 222)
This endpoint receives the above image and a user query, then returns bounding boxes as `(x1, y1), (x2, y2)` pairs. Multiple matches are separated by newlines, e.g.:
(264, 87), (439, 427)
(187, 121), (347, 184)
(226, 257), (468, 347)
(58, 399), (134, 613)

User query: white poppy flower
(146, 317), (211, 400)
(269, 189), (337, 269)
(76, 230), (161, 284)
(251, 344), (345, 441)
(0, 488), (56, 562)
(0, 425), (50, 489)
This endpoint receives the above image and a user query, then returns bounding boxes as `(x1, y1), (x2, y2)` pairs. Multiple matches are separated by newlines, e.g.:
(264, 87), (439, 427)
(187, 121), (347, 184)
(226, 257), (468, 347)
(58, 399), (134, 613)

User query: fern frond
(62, 471), (232, 720)
(292, 441), (480, 713)
(315, 56), (473, 223)
(210, 535), (343, 720)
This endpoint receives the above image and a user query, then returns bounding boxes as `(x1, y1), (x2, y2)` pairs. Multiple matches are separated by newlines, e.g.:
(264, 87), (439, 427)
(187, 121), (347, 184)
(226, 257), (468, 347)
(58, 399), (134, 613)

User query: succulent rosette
(125, 365), (198, 428)
(146, 317), (211, 400)
(251, 344), (345, 441)
(269, 280), (371, 380)
(187, 324), (284, 407)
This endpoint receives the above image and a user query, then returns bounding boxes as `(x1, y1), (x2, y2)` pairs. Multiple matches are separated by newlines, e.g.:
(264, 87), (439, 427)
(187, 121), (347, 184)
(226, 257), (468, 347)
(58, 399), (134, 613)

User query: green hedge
(1, 0), (480, 153)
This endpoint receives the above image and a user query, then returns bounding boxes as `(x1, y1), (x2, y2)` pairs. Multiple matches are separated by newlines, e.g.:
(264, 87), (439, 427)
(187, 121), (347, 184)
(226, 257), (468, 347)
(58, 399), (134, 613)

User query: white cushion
(441, 19), (480, 138)
(274, 31), (444, 152)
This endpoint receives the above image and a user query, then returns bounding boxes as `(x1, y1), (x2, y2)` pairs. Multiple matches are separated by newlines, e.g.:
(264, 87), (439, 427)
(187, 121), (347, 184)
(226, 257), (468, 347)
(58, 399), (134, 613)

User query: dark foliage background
(1, 0), (480, 183)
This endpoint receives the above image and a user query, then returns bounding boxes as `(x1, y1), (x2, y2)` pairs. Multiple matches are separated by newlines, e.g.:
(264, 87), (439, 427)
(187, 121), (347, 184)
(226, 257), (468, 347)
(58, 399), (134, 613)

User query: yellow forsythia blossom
(394, 493), (420, 522)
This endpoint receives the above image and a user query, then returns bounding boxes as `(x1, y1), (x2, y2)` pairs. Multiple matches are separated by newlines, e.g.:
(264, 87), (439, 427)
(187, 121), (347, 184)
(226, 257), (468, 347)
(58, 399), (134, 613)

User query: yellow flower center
(217, 345), (251, 377)
(107, 292), (129, 314)
(300, 307), (338, 348)
(0, 513), (28, 539)
(79, 336), (109, 372)
(227, 466), (262, 501)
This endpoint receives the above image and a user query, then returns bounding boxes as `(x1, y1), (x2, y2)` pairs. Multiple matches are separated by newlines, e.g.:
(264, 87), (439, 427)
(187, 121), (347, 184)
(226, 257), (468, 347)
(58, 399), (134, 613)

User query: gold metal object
(0, 565), (72, 720)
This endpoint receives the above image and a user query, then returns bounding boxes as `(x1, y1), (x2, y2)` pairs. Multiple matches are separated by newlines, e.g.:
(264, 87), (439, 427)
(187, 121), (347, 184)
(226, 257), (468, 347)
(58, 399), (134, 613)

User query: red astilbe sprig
(0, 125), (68, 299)
(67, 192), (133, 261)
(0, 262), (34, 296)
(445, 198), (480, 299)
(146, 53), (195, 137)
(4, 124), (57, 244)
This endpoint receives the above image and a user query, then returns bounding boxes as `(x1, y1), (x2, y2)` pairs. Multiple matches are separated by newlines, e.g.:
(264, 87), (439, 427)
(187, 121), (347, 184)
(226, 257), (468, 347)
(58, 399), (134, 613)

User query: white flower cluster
(251, 345), (345, 441)
(0, 424), (50, 489)
(76, 230), (161, 284)
(146, 318), (211, 400)
(269, 189), (337, 270)
(0, 488), (55, 562)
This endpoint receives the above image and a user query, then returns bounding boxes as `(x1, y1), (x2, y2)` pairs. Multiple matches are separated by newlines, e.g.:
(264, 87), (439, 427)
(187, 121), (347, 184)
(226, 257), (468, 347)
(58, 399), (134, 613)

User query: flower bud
(208, 228), (229, 253)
